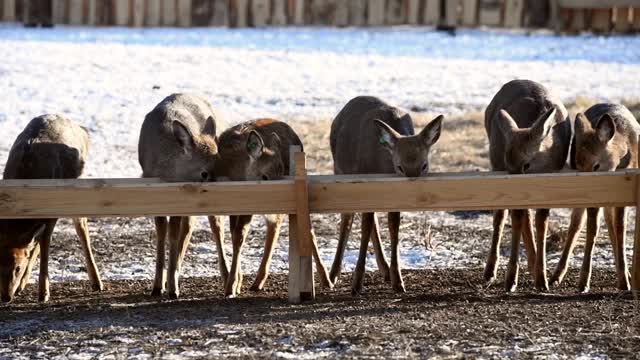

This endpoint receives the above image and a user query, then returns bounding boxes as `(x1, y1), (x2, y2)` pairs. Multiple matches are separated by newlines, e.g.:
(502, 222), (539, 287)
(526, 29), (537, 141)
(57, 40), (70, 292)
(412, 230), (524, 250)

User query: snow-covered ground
(1, 25), (639, 283)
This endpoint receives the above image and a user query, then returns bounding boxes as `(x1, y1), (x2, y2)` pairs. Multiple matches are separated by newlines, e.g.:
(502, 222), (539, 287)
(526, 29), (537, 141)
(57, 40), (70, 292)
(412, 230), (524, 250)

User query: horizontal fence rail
(0, 170), (637, 218)
(0, 151), (638, 301)
(2, 0), (640, 33)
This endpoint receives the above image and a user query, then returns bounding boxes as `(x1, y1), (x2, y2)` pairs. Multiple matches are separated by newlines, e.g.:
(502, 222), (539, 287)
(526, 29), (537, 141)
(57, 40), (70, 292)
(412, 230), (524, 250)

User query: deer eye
(397, 165), (405, 174)
(14, 266), (21, 275)
(593, 163), (600, 171)
(421, 163), (428, 172)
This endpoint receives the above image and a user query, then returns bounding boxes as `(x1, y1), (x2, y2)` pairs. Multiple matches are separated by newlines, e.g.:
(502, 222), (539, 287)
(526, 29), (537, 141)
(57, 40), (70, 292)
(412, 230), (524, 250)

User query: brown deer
(329, 96), (443, 294)
(550, 104), (637, 292)
(484, 79), (571, 292)
(0, 114), (103, 302)
(213, 119), (332, 297)
(138, 93), (228, 299)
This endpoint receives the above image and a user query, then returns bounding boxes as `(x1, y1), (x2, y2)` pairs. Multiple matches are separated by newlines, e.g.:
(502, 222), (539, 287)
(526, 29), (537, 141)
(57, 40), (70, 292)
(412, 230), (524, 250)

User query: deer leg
(251, 214), (284, 291)
(73, 217), (103, 292)
(613, 207), (631, 290)
(225, 215), (252, 297)
(533, 209), (550, 291)
(329, 213), (354, 285)
(521, 209), (537, 273)
(151, 216), (168, 296)
(167, 216), (193, 299)
(370, 213), (391, 282)
(17, 243), (40, 294)
(208, 215), (229, 286)
(578, 208), (601, 293)
(310, 227), (333, 289)
(38, 219), (57, 302)
(484, 209), (508, 285)
(550, 208), (586, 287)
(352, 212), (374, 295)
(388, 211), (405, 293)
(505, 210), (524, 292)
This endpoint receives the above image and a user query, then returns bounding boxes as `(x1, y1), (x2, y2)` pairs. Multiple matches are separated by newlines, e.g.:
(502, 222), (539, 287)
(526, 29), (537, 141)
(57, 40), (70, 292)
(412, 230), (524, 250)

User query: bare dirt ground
(1, 100), (640, 359)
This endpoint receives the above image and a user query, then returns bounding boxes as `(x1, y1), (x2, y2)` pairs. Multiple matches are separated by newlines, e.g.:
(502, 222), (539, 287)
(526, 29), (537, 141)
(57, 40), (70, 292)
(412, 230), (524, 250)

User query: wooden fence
(0, 149), (639, 303)
(2, 0), (640, 33)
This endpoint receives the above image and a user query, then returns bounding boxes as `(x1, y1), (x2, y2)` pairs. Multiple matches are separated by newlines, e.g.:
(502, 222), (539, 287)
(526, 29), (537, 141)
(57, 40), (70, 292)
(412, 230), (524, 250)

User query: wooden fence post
(444, 0), (460, 27)
(211, 0), (228, 26)
(349, 0), (366, 25)
(52, 0), (65, 24)
(177, 0), (192, 26)
(2, 0), (16, 21)
(503, 0), (524, 28)
(335, 1), (349, 26)
(386, 0), (406, 25)
(288, 146), (315, 303)
(272, 0), (288, 25)
(252, 0), (270, 26)
(114, 0), (130, 25)
(367, 0), (385, 26)
(162, 0), (177, 25)
(634, 7), (640, 31)
(461, 0), (478, 26)
(234, 0), (249, 27)
(478, 0), (501, 26)
(292, 0), (305, 25)
(591, 8), (612, 33)
(614, 7), (632, 33)
(424, 0), (440, 25)
(407, 0), (421, 24)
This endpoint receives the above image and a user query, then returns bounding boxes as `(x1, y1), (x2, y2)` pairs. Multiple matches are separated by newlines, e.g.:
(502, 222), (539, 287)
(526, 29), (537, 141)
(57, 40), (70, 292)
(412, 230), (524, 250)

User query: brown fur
(328, 96), (443, 294)
(0, 114), (102, 303)
(138, 93), (227, 299)
(483, 80), (571, 292)
(551, 104), (638, 291)
(213, 119), (331, 297)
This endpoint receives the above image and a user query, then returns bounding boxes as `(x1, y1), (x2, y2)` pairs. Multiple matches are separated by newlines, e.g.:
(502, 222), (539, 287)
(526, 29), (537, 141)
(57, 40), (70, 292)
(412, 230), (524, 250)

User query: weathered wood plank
(558, 0), (640, 8)
(162, 0), (177, 25)
(367, 0), (385, 25)
(349, 0), (366, 25)
(308, 171), (638, 213)
(2, 0), (16, 21)
(114, 0), (130, 25)
(252, 0), (270, 26)
(234, 0), (249, 27)
(445, 0), (460, 26)
(292, 0), (305, 25)
(132, 0), (145, 26)
(387, 0), (406, 25)
(614, 6), (632, 32)
(211, 0), (228, 26)
(87, 0), (98, 25)
(177, 0), (192, 26)
(147, 0), (161, 26)
(192, 0), (211, 26)
(52, 0), (66, 24)
(272, 0), (288, 25)
(478, 0), (501, 26)
(423, 0), (440, 25)
(503, 0), (524, 27)
(407, 0), (421, 24)
(334, 0), (348, 26)
(591, 8), (611, 32)
(68, 0), (84, 24)
(634, 7), (640, 30)
(461, 0), (478, 25)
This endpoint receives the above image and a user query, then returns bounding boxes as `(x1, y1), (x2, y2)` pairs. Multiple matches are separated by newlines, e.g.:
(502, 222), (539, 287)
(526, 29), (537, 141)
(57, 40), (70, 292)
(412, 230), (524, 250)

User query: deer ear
(498, 109), (519, 137)
(172, 121), (195, 151)
(530, 107), (557, 142)
(246, 131), (265, 159)
(374, 119), (400, 150)
(203, 116), (216, 137)
(595, 114), (616, 143)
(420, 115), (443, 146)
(270, 132), (282, 149)
(574, 112), (592, 137)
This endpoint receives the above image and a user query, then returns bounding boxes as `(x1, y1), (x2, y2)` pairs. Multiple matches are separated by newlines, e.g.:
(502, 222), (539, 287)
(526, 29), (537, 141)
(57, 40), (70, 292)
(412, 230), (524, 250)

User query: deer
(0, 114), (103, 303)
(329, 96), (443, 294)
(484, 79), (572, 292)
(212, 118), (332, 297)
(550, 104), (637, 292)
(138, 93), (228, 299)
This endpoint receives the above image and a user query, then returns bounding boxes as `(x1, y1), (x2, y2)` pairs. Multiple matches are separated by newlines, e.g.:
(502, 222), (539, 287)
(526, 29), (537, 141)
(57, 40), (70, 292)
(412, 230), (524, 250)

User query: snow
(1, 25), (639, 282)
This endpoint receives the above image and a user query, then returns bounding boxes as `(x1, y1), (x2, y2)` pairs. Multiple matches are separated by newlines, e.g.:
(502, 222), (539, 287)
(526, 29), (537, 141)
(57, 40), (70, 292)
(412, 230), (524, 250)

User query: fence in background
(0, 149), (639, 303)
(1, 0), (640, 33)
